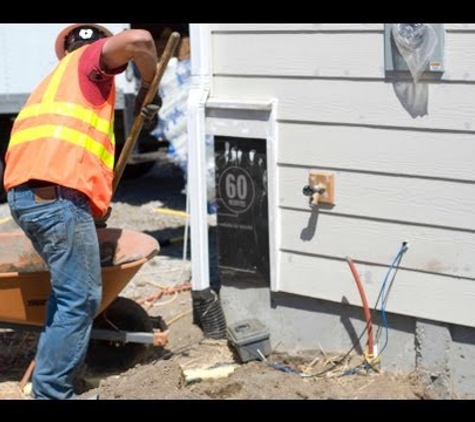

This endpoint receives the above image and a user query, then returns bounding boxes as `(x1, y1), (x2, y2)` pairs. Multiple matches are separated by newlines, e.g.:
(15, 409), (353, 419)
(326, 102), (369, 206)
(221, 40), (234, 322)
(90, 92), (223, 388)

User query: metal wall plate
(384, 24), (445, 81)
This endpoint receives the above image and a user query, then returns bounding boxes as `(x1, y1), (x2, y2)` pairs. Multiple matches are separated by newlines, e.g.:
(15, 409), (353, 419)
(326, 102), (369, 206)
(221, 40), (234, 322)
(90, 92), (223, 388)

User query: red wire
(346, 257), (374, 357)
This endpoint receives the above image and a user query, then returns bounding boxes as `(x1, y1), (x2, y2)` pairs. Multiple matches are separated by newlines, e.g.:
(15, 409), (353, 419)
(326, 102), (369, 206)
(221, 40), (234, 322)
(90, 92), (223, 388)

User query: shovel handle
(113, 31), (181, 194)
(18, 359), (35, 392)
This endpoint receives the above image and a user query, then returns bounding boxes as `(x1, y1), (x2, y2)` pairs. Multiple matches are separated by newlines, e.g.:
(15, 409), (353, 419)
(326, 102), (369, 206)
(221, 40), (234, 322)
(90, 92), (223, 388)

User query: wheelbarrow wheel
(85, 297), (153, 371)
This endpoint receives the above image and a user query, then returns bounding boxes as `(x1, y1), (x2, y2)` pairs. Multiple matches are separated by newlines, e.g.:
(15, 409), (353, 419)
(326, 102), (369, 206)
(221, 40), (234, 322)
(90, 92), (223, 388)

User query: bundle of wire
(373, 242), (409, 357)
(260, 242), (409, 378)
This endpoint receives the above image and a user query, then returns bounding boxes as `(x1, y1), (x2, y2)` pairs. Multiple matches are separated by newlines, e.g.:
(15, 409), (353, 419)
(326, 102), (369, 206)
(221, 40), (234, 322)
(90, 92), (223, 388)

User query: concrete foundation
(415, 320), (451, 398)
(449, 324), (475, 399)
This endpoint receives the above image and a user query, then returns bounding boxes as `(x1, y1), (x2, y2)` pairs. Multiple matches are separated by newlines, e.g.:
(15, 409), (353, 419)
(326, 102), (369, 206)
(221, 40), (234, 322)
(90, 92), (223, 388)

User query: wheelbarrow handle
(113, 31), (181, 194)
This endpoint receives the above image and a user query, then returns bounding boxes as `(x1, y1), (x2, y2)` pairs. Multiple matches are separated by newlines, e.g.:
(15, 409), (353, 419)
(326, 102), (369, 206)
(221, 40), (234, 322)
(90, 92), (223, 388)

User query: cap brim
(54, 23), (113, 60)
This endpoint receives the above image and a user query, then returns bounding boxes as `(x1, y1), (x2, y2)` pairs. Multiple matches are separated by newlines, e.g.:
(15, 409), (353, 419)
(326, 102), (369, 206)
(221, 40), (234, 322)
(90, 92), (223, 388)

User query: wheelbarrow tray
(0, 228), (159, 327)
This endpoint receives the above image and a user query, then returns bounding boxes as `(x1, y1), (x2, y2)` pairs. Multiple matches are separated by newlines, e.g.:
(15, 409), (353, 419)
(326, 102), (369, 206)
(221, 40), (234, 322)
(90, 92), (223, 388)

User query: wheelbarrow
(0, 228), (168, 371)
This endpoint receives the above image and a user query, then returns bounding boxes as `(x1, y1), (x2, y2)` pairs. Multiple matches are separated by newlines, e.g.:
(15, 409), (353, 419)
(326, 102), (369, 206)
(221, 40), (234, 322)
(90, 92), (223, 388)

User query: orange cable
(346, 257), (375, 358)
(136, 282), (192, 310)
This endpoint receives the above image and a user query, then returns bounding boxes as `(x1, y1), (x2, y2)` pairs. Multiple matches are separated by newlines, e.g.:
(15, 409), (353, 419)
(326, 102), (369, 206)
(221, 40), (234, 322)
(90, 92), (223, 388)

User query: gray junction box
(227, 319), (272, 363)
(384, 23), (445, 81)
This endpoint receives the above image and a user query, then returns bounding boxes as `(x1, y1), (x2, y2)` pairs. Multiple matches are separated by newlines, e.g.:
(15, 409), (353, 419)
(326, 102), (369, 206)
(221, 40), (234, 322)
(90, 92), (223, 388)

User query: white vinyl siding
(207, 24), (475, 328)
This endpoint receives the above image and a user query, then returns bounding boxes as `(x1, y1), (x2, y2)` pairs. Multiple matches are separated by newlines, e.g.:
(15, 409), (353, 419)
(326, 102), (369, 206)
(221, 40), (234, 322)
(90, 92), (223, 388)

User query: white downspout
(187, 24), (211, 292)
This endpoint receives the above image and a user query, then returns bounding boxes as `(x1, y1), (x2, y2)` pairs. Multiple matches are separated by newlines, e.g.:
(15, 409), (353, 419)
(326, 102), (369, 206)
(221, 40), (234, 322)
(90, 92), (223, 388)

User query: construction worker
(2, 24), (161, 399)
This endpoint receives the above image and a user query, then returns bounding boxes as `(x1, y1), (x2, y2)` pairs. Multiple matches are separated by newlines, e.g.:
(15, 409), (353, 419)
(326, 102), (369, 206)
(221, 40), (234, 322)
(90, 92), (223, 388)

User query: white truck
(0, 23), (167, 201)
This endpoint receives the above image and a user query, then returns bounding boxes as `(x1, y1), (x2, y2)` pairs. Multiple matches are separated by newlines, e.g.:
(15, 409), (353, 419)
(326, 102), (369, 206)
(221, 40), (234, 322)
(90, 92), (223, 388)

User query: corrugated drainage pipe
(192, 288), (227, 339)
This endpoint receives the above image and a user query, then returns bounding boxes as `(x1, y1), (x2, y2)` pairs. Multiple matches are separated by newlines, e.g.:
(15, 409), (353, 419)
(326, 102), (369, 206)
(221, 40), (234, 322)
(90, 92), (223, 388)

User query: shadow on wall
(270, 290), (416, 337)
(450, 324), (475, 346)
(300, 207), (319, 242)
(340, 296), (364, 355)
(300, 202), (335, 242)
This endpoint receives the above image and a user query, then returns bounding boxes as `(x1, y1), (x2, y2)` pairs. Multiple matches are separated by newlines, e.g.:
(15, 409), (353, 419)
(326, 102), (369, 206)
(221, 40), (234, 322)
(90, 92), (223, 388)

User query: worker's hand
(94, 206), (112, 229)
(134, 85), (162, 129)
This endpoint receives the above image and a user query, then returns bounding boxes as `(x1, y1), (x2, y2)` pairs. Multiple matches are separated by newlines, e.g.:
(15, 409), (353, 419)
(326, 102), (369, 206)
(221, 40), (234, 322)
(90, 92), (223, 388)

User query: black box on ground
(227, 319), (271, 363)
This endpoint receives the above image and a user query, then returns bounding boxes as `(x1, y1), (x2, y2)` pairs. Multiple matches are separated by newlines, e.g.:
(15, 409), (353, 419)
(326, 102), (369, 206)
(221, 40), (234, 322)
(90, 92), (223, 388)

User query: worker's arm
(101, 29), (161, 125)
(100, 29), (158, 85)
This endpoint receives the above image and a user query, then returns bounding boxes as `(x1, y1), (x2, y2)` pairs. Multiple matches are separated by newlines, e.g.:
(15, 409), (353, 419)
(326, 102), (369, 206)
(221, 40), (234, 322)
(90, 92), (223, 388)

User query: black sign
(214, 136), (270, 285)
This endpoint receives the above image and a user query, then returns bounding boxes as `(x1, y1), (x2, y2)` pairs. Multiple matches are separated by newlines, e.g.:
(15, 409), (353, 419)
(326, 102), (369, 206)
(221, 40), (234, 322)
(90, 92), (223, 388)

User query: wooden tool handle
(113, 31), (181, 194)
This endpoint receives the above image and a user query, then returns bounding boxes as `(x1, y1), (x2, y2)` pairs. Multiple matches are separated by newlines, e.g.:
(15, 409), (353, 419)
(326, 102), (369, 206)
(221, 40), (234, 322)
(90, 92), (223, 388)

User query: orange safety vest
(4, 45), (116, 217)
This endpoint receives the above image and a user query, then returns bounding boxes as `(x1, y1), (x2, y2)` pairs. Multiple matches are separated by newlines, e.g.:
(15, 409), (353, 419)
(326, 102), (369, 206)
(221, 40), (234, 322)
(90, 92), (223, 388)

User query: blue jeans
(7, 184), (102, 399)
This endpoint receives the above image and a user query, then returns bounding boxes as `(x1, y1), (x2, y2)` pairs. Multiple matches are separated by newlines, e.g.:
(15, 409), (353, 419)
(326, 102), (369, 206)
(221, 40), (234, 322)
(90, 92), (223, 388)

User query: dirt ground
(0, 158), (432, 400)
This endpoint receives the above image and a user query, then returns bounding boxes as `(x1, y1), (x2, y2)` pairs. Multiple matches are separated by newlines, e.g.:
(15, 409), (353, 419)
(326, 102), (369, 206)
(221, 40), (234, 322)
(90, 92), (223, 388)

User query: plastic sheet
(391, 24), (438, 83)
(151, 57), (216, 212)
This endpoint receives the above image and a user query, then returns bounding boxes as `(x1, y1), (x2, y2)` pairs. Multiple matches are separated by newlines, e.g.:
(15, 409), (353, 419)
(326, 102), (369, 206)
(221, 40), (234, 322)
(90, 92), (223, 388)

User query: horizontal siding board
(446, 24), (475, 31)
(209, 24), (475, 32)
(212, 32), (475, 82)
(212, 33), (383, 78)
(279, 167), (475, 230)
(277, 123), (475, 182)
(444, 32), (475, 81)
(209, 24), (383, 32)
(278, 252), (475, 328)
(280, 208), (475, 278)
(212, 77), (475, 132)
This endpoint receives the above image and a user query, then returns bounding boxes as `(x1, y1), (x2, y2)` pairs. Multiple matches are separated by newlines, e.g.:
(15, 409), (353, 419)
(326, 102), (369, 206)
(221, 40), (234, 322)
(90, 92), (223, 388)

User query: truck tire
(123, 161), (156, 179)
(0, 159), (5, 203)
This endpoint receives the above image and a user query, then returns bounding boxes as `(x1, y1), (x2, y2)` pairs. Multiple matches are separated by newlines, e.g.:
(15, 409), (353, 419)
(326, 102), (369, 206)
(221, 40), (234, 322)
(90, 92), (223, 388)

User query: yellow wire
(363, 350), (382, 374)
(167, 309), (193, 326)
(0, 217), (11, 225)
(153, 208), (189, 218)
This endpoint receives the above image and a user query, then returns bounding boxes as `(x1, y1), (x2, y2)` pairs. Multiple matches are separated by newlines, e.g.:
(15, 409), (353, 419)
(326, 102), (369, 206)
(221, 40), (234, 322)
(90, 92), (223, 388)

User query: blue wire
(376, 244), (408, 355)
(269, 362), (301, 376)
(342, 363), (371, 376)
(376, 247), (405, 330)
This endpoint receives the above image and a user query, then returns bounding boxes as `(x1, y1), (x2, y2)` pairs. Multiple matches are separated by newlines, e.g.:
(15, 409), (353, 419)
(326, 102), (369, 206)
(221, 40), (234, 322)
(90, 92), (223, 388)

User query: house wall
(205, 23), (475, 398)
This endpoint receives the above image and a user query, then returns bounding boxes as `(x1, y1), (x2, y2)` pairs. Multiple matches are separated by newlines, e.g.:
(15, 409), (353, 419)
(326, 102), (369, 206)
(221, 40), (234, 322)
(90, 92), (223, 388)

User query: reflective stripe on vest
(15, 102), (114, 139)
(9, 52), (115, 170)
(9, 125), (114, 169)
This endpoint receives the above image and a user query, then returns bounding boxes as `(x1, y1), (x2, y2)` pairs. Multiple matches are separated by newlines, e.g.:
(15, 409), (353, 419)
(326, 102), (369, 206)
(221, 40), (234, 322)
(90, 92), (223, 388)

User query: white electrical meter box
(384, 24), (445, 81)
